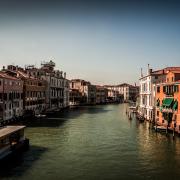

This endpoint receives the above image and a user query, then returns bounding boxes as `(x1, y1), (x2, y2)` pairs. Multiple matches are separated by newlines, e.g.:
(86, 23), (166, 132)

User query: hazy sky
(0, 0), (180, 85)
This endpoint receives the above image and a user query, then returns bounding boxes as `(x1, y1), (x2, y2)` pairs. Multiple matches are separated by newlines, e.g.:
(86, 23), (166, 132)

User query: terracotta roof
(17, 70), (37, 80)
(140, 67), (180, 80)
(0, 72), (20, 81)
(168, 70), (180, 74)
(152, 67), (180, 75)
(105, 83), (138, 88)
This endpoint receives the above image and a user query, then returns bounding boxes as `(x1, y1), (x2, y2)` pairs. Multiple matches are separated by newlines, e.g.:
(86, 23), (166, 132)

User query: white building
(105, 83), (139, 102)
(70, 79), (96, 105)
(26, 61), (69, 111)
(139, 65), (175, 121)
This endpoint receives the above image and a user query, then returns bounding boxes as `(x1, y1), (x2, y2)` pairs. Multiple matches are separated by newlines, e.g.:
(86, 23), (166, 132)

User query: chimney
(147, 64), (153, 75)
(64, 72), (66, 79)
(141, 68), (143, 77)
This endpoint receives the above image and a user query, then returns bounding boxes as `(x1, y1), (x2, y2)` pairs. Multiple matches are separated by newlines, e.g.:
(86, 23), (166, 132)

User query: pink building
(0, 72), (23, 122)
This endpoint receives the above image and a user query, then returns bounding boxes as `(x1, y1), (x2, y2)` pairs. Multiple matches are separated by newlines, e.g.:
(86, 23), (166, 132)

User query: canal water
(1, 104), (180, 180)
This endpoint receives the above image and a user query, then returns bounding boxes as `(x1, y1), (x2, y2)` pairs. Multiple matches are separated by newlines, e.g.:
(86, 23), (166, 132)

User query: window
(163, 86), (166, 93)
(174, 85), (179, 92)
(157, 87), (160, 93)
(157, 111), (159, 117)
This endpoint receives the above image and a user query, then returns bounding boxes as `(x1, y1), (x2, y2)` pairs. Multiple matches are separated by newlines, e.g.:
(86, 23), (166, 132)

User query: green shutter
(173, 100), (178, 111)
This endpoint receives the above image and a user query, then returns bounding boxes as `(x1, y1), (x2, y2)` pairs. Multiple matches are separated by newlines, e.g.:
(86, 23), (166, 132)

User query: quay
(0, 126), (29, 164)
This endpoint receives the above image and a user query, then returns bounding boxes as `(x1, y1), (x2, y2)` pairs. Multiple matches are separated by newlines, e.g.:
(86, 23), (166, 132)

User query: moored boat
(154, 125), (167, 132)
(129, 106), (137, 113)
(35, 114), (47, 119)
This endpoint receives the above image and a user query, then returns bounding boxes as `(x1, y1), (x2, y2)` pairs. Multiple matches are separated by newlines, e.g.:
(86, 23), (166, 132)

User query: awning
(162, 98), (174, 107)
(173, 100), (178, 111)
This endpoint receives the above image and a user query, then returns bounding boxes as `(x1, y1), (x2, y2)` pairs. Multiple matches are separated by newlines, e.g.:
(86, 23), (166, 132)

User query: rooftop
(0, 71), (20, 81)
(140, 66), (180, 80)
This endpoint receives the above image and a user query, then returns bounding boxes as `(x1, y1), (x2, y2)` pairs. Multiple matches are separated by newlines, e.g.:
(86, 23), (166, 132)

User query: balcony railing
(161, 108), (173, 113)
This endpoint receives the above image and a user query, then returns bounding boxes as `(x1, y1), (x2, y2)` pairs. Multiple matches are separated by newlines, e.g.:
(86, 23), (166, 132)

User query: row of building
(69, 79), (139, 106)
(0, 60), (139, 122)
(139, 65), (180, 133)
(0, 61), (69, 122)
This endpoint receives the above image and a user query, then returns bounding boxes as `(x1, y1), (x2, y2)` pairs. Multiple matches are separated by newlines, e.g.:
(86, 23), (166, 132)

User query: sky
(0, 0), (180, 85)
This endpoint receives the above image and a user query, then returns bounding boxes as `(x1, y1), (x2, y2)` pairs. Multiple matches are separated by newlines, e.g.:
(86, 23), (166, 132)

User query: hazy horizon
(0, 0), (180, 85)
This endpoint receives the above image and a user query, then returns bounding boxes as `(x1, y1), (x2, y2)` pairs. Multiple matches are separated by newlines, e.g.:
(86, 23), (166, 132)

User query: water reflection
(1, 104), (180, 180)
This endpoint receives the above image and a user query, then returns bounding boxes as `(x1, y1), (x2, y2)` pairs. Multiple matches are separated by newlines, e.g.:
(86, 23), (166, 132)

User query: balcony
(161, 108), (173, 113)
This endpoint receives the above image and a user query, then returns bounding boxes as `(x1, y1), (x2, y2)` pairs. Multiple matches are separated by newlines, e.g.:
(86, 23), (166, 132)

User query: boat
(35, 114), (47, 119)
(154, 125), (167, 132)
(0, 126), (29, 163)
(136, 113), (144, 122)
(129, 106), (137, 113)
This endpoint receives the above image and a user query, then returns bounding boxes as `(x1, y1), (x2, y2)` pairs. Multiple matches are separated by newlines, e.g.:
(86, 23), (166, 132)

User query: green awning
(162, 98), (174, 107)
(173, 100), (178, 111)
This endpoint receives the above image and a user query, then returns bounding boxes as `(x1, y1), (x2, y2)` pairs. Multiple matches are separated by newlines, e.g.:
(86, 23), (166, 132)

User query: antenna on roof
(141, 68), (143, 77)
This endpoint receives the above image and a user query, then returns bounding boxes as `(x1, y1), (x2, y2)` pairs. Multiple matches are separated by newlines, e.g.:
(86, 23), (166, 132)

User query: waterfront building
(25, 61), (69, 110)
(69, 89), (83, 106)
(5, 65), (47, 115)
(155, 70), (180, 133)
(96, 86), (108, 104)
(116, 83), (139, 102)
(70, 79), (96, 105)
(106, 88), (121, 103)
(0, 71), (23, 122)
(104, 83), (138, 102)
(139, 65), (180, 121)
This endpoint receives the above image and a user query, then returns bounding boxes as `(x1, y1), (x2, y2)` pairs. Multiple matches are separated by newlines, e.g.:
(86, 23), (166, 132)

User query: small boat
(129, 106), (137, 113)
(35, 114), (47, 118)
(0, 126), (29, 163)
(154, 125), (167, 132)
(136, 113), (144, 122)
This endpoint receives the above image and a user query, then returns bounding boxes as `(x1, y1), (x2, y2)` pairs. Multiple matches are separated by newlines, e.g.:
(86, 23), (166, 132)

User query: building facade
(5, 65), (47, 115)
(139, 66), (180, 121)
(106, 88), (121, 103)
(70, 79), (96, 105)
(116, 83), (139, 102)
(104, 83), (138, 102)
(0, 71), (23, 121)
(69, 89), (83, 106)
(96, 86), (108, 104)
(25, 61), (69, 110)
(155, 70), (180, 133)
